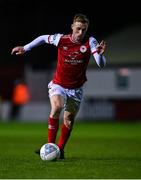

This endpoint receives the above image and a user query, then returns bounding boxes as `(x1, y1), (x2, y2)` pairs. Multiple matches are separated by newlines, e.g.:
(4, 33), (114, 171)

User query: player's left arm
(89, 37), (107, 67)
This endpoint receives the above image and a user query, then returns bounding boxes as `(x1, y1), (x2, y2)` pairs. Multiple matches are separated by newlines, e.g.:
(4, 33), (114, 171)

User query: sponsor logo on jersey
(64, 59), (83, 65)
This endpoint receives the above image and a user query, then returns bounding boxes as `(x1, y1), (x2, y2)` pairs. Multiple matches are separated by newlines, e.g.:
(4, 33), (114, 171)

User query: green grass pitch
(0, 120), (141, 179)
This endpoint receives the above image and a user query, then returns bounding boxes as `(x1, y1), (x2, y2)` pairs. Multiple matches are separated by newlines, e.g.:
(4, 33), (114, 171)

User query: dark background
(0, 0), (141, 69)
(0, 0), (141, 100)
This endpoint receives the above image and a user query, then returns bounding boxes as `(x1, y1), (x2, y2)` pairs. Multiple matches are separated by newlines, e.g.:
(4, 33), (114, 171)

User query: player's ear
(71, 24), (74, 30)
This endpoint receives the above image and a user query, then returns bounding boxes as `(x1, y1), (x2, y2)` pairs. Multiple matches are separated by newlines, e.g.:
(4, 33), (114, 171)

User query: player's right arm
(11, 34), (63, 55)
(11, 46), (25, 55)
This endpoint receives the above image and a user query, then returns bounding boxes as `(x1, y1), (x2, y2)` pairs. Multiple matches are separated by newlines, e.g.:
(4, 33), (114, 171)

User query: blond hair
(73, 14), (89, 26)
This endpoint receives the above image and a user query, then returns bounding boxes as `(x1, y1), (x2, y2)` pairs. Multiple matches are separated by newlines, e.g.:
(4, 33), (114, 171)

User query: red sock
(57, 123), (71, 150)
(48, 117), (59, 143)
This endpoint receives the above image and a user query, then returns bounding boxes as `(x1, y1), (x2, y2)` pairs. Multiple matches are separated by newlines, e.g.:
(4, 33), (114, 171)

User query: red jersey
(24, 33), (100, 89)
(52, 34), (95, 89)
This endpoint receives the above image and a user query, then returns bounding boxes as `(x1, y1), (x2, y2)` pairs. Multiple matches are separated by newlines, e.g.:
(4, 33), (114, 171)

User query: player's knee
(50, 105), (63, 118)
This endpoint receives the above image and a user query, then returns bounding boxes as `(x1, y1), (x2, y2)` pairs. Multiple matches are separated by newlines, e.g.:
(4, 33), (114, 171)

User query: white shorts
(48, 81), (83, 114)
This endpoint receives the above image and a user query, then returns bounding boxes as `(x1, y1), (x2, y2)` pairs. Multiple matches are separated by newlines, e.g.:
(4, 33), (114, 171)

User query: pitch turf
(0, 120), (141, 179)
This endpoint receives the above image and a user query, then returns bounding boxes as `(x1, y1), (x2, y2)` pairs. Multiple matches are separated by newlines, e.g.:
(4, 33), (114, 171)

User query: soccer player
(11, 13), (107, 159)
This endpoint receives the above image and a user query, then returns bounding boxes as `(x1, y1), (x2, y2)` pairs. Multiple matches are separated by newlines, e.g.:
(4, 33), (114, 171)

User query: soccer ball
(40, 143), (60, 161)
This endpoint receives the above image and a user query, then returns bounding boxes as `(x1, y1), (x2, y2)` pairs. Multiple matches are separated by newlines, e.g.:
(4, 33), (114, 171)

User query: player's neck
(71, 34), (82, 44)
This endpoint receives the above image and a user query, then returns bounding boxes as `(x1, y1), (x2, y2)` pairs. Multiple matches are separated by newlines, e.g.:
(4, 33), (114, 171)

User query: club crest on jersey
(80, 45), (87, 53)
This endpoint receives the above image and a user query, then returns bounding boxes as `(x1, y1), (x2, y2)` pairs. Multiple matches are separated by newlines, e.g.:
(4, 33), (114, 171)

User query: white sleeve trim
(46, 33), (63, 46)
(89, 36), (98, 53)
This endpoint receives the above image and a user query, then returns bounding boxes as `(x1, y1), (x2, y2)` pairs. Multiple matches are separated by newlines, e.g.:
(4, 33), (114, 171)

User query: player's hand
(11, 46), (25, 55)
(96, 40), (107, 55)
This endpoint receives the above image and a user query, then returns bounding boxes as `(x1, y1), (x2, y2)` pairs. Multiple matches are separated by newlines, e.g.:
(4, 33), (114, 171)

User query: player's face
(71, 22), (88, 43)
